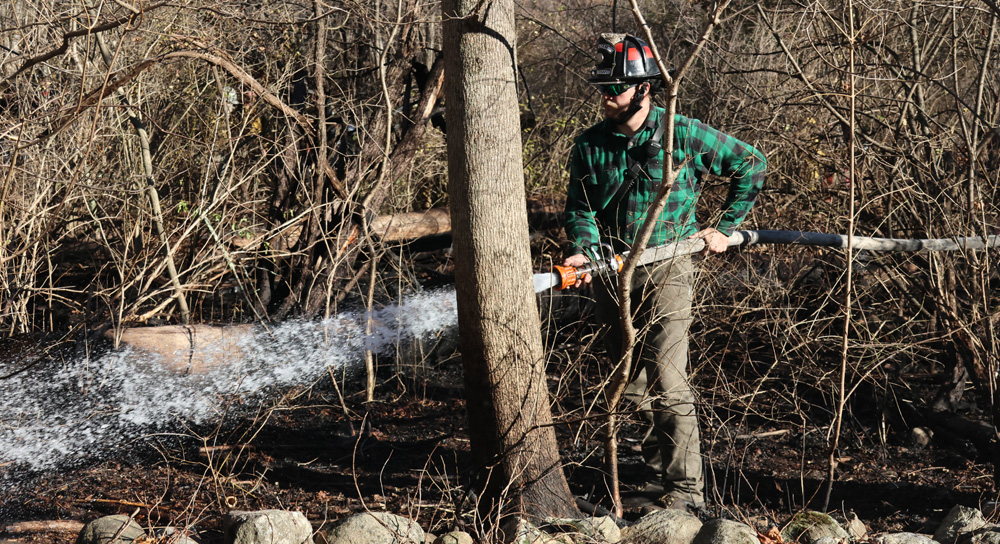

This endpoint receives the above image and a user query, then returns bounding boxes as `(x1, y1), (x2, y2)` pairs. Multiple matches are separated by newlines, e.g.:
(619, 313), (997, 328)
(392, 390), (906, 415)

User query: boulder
(433, 532), (474, 544)
(781, 511), (849, 544)
(692, 519), (758, 544)
(75, 515), (146, 544)
(876, 534), (937, 544)
(318, 512), (423, 544)
(623, 509), (702, 544)
(934, 506), (988, 544)
(224, 510), (313, 544)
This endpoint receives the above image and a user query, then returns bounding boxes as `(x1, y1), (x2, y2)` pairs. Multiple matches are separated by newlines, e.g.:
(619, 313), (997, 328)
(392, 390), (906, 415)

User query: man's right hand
(562, 254), (592, 289)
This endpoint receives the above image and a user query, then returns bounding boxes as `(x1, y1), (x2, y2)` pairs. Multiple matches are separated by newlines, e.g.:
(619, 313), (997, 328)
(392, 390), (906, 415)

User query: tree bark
(441, 0), (578, 522)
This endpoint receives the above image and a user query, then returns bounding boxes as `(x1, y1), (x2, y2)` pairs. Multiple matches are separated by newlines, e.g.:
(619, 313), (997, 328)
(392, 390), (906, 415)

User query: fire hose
(534, 230), (1000, 293)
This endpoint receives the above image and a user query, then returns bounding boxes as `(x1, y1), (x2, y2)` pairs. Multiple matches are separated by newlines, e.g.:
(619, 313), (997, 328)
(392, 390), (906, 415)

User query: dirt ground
(1, 332), (996, 544)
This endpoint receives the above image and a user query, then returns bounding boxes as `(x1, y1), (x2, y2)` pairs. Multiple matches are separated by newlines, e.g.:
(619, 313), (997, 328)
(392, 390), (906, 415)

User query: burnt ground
(1, 289), (997, 543)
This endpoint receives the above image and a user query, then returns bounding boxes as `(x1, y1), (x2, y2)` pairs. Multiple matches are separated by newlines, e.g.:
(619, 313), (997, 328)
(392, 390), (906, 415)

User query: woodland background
(2, 0), (1000, 532)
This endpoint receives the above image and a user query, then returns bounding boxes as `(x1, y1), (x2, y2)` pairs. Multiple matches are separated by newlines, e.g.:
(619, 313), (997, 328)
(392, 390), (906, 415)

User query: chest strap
(600, 112), (667, 221)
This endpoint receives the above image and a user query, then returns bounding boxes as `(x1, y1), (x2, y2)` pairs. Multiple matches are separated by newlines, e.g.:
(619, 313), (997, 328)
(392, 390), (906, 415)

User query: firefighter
(562, 33), (767, 510)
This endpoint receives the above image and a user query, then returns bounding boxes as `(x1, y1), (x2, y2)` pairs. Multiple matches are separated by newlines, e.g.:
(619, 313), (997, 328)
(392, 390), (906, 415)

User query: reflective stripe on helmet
(614, 42), (653, 61)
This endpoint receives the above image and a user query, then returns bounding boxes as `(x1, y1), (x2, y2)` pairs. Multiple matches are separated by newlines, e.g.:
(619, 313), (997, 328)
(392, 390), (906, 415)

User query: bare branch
(2, 2), (170, 82)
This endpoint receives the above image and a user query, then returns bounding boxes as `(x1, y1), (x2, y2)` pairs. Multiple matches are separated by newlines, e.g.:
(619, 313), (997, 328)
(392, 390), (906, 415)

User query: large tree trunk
(441, 0), (578, 522)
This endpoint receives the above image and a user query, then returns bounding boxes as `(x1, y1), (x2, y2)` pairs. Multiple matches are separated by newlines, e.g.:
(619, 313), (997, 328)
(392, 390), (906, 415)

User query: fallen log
(369, 208), (451, 242)
(105, 324), (255, 374)
(2, 520), (85, 534)
(368, 201), (562, 243)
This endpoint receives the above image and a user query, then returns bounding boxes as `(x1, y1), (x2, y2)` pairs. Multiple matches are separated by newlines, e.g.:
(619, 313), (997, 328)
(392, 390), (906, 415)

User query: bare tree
(442, 0), (579, 523)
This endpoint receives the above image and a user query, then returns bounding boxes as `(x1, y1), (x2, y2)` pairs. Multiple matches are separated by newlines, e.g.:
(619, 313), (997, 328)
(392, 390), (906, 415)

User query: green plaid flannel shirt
(564, 107), (767, 256)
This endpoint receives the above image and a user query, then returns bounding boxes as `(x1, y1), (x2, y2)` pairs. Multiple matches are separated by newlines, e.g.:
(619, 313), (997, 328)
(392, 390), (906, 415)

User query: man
(563, 34), (766, 510)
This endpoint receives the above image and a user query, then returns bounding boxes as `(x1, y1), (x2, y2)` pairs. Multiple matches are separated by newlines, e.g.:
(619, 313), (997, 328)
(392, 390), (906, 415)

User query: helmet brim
(587, 75), (652, 84)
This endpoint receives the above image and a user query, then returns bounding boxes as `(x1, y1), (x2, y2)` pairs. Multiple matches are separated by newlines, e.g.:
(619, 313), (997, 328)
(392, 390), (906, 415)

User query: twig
(602, 0), (732, 517)
(198, 444), (253, 455)
(735, 429), (791, 440)
(327, 364), (357, 436)
(823, 0), (857, 511)
(3, 2), (171, 82)
(95, 34), (191, 323)
(73, 498), (169, 512)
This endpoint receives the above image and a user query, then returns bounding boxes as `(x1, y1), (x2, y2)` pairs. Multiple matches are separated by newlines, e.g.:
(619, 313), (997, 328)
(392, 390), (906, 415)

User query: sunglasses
(595, 83), (636, 96)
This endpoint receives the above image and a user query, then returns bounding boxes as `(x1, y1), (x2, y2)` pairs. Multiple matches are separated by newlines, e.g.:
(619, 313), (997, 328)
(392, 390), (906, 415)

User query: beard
(608, 103), (642, 125)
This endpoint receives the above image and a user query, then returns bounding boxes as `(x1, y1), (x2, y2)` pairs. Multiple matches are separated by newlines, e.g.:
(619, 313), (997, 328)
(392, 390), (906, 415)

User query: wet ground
(1, 340), (995, 543)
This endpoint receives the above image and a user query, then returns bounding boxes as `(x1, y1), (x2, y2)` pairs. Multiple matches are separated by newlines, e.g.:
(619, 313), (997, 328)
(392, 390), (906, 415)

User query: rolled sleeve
(686, 119), (766, 235)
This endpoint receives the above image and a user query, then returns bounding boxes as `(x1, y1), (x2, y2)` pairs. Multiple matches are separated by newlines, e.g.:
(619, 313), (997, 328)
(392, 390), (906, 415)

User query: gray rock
(692, 519), (758, 544)
(76, 515), (146, 544)
(433, 532), (474, 544)
(781, 511), (849, 544)
(964, 529), (1000, 544)
(813, 537), (843, 544)
(318, 512), (423, 544)
(225, 510), (314, 544)
(934, 506), (988, 544)
(622, 509), (702, 544)
(911, 427), (934, 449)
(846, 514), (867, 541)
(497, 518), (555, 544)
(542, 517), (621, 542)
(876, 534), (937, 544)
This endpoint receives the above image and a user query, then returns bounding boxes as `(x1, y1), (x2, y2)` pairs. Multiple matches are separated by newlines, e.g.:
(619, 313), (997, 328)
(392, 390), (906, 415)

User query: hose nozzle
(552, 244), (623, 290)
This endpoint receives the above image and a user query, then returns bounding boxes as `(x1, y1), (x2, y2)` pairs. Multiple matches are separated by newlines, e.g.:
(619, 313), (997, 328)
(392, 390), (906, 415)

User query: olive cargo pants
(593, 255), (704, 504)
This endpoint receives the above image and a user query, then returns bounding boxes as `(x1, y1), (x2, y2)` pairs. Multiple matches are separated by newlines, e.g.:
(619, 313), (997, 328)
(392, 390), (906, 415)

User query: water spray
(534, 229), (1000, 293)
(0, 289), (458, 477)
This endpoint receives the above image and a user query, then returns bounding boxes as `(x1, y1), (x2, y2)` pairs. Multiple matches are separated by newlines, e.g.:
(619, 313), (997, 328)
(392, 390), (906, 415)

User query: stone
(541, 517), (621, 542)
(433, 532), (474, 544)
(225, 510), (314, 544)
(154, 527), (202, 544)
(75, 515), (146, 544)
(934, 506), (988, 544)
(622, 509), (702, 544)
(911, 427), (934, 449)
(964, 529), (1000, 544)
(497, 518), (553, 544)
(692, 519), (759, 544)
(846, 514), (867, 541)
(876, 534), (937, 544)
(781, 511), (850, 544)
(318, 512), (423, 544)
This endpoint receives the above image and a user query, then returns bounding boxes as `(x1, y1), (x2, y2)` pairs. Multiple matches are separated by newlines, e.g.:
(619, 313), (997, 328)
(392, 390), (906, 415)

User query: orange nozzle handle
(553, 265), (578, 290)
